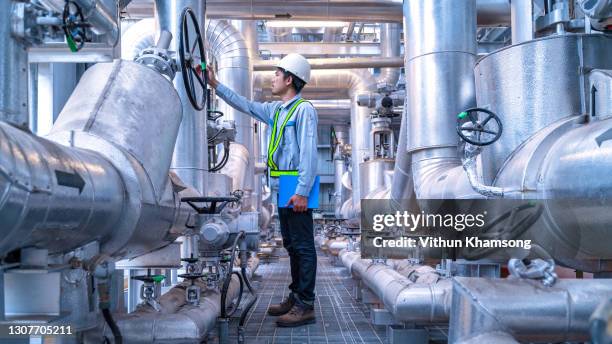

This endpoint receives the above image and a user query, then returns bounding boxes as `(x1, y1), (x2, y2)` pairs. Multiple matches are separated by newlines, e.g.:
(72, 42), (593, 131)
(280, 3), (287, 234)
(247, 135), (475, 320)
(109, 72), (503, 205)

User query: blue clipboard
(278, 175), (320, 209)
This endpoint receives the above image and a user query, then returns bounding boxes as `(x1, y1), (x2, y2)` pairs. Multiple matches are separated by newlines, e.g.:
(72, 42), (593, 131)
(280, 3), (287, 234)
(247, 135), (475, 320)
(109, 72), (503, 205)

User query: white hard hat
(276, 53), (311, 84)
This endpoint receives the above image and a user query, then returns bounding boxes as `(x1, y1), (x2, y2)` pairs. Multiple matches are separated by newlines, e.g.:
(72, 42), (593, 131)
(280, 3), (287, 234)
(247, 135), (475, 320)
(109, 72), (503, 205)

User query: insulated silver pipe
(91, 275), (243, 343)
(510, 0), (534, 44)
(73, 0), (119, 45)
(377, 23), (402, 90)
(448, 277), (612, 343)
(254, 57), (404, 71)
(0, 1), (29, 127)
(340, 250), (452, 322)
(206, 20), (255, 208)
(203, 0), (511, 25)
(156, 0), (209, 196)
(403, 0), (481, 200)
(1, 60), (187, 258)
(333, 125), (349, 218)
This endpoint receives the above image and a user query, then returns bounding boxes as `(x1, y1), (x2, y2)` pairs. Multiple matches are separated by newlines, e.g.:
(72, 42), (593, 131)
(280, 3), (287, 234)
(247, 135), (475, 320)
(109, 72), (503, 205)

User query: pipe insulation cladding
(0, 60), (190, 259)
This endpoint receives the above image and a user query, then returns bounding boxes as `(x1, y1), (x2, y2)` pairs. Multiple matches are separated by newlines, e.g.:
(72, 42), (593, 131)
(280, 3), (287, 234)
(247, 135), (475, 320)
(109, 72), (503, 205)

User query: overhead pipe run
(202, 0), (511, 26)
(253, 56), (404, 71)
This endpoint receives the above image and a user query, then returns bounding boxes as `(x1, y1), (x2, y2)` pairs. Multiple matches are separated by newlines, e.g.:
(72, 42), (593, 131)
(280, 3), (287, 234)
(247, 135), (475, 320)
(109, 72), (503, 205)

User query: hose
(226, 271), (244, 317)
(239, 266), (258, 327)
(210, 140), (230, 172)
(102, 308), (122, 344)
(221, 231), (245, 318)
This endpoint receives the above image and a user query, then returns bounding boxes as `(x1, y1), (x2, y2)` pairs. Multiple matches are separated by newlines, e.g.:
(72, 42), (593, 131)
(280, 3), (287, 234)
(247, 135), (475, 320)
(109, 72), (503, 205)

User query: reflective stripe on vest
(270, 169), (299, 177)
(267, 98), (306, 171)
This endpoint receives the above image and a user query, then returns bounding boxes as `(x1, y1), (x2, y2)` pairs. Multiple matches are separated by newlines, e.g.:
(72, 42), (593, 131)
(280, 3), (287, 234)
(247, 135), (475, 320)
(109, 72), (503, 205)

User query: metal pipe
(90, 275), (243, 343)
(73, 0), (120, 45)
(333, 125), (349, 218)
(340, 250), (453, 323)
(218, 143), (249, 192)
(121, 18), (155, 60)
(377, 23), (402, 91)
(1, 1), (29, 127)
(403, 0), (481, 200)
(448, 277), (612, 343)
(0, 60), (188, 258)
(202, 0), (511, 25)
(254, 56), (404, 71)
(206, 20), (255, 209)
(156, 0), (209, 196)
(510, 0), (534, 44)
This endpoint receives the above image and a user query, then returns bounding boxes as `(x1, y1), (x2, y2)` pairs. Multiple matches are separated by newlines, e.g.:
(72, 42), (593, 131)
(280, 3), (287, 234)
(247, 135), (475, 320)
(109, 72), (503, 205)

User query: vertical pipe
(0, 1), (29, 127)
(377, 23), (402, 90)
(511, 0), (534, 44)
(404, 0), (478, 199)
(206, 20), (254, 208)
(333, 125), (349, 218)
(156, 0), (209, 195)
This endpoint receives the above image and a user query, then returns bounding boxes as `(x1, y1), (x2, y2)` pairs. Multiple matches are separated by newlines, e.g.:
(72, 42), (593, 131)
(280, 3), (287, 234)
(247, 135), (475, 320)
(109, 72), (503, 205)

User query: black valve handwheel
(179, 7), (207, 111)
(456, 107), (503, 146)
(62, 0), (88, 52)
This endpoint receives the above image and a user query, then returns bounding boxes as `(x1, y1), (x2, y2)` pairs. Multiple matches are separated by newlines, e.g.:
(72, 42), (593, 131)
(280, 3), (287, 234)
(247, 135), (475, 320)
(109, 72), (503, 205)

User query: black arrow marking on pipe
(55, 170), (85, 194)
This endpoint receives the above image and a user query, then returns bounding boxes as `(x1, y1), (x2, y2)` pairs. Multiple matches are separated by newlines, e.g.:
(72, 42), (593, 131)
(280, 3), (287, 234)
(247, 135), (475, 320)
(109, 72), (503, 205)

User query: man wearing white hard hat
(207, 53), (318, 327)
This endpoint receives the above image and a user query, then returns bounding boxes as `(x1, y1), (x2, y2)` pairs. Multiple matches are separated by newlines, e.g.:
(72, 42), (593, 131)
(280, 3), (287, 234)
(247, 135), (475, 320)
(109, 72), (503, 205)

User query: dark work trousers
(278, 207), (317, 307)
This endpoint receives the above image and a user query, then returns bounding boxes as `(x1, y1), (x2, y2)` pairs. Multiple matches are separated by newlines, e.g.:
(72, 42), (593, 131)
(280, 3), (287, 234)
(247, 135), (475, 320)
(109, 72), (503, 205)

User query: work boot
(267, 294), (295, 316)
(276, 303), (316, 327)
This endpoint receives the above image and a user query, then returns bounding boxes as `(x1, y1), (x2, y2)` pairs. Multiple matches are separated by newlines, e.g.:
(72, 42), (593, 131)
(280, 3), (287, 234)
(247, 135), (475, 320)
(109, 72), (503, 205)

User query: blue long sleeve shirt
(216, 83), (318, 197)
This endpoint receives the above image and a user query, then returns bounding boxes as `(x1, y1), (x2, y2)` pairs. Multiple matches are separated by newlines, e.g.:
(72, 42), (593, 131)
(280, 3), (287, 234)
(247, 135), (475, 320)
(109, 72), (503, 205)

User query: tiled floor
(221, 252), (387, 344)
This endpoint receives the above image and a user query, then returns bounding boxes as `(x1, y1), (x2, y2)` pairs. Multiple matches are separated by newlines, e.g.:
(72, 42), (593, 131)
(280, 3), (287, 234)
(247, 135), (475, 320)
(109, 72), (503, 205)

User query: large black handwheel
(457, 107), (503, 146)
(178, 7), (207, 110)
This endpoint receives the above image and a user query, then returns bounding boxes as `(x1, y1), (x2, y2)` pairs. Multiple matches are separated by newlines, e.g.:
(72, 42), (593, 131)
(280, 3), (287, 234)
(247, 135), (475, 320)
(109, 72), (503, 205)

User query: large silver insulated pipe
(448, 277), (612, 343)
(89, 273), (243, 342)
(340, 250), (452, 323)
(156, 0), (209, 196)
(377, 23), (402, 90)
(0, 60), (187, 258)
(203, 0), (511, 26)
(402, 0), (481, 200)
(333, 126), (350, 218)
(206, 20), (256, 208)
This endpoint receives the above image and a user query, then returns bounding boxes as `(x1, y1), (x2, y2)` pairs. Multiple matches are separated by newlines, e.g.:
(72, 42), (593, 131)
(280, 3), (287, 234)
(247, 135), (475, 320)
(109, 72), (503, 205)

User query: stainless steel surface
(475, 34), (612, 184)
(207, 20), (255, 209)
(0, 60), (188, 258)
(254, 57), (404, 71)
(510, 0), (534, 44)
(390, 107), (416, 209)
(340, 250), (453, 323)
(121, 18), (155, 60)
(448, 277), (612, 343)
(219, 142), (250, 192)
(377, 23), (402, 90)
(201, 0), (511, 25)
(50, 60), (180, 201)
(258, 42), (381, 57)
(157, 0), (209, 196)
(73, 0), (120, 45)
(115, 243), (182, 269)
(90, 273), (244, 343)
(402, 0), (480, 200)
(590, 69), (612, 118)
(1, 1), (28, 127)
(207, 173), (232, 197)
(359, 160), (395, 200)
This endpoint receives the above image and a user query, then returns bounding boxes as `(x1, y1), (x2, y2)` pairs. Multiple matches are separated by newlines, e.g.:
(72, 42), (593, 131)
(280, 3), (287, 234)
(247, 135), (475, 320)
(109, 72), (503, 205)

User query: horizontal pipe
(449, 277), (612, 343)
(93, 276), (242, 343)
(254, 57), (404, 71)
(340, 250), (452, 323)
